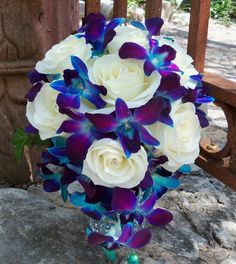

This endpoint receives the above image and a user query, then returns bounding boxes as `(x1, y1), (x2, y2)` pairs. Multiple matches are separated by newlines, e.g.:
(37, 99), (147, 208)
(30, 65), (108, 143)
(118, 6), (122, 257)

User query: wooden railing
(84, 0), (236, 189)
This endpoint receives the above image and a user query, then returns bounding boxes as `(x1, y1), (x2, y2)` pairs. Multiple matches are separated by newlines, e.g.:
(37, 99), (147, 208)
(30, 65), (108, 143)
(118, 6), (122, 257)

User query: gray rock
(1, 169), (236, 264)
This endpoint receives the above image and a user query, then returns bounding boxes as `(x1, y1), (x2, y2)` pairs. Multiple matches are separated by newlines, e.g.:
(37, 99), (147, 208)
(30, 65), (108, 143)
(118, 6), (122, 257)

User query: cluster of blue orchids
(25, 12), (214, 255)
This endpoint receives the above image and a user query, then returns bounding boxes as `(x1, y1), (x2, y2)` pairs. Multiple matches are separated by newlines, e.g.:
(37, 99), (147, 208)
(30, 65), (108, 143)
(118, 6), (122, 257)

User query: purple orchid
(119, 38), (179, 77)
(182, 74), (214, 128)
(87, 222), (152, 250)
(155, 73), (187, 102)
(78, 13), (126, 56)
(129, 17), (164, 38)
(111, 188), (173, 226)
(50, 56), (107, 113)
(25, 70), (60, 102)
(56, 111), (107, 161)
(86, 98), (173, 158)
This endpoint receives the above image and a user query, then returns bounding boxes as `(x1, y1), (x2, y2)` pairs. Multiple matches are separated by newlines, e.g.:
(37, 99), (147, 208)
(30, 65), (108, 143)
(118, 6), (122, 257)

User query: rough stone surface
(1, 170), (236, 264)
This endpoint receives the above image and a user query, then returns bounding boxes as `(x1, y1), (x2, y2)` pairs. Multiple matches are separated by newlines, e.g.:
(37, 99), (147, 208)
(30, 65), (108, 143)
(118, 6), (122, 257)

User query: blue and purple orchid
(23, 13), (214, 256)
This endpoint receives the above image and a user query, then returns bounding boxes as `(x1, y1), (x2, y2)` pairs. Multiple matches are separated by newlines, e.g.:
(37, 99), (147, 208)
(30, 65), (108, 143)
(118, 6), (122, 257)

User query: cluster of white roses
(26, 24), (202, 188)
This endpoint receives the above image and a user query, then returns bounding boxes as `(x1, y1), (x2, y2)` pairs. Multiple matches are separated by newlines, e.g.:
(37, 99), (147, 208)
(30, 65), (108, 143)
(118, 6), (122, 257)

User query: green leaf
(12, 128), (32, 161)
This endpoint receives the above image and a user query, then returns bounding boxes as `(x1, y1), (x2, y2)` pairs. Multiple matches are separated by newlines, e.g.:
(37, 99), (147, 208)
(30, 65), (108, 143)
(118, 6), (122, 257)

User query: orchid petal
(117, 222), (134, 244)
(81, 207), (103, 221)
(157, 45), (176, 62)
(119, 42), (147, 60)
(139, 126), (160, 146)
(129, 20), (146, 31)
(50, 80), (68, 93)
(43, 179), (60, 192)
(57, 120), (84, 134)
(66, 133), (93, 161)
(112, 188), (137, 212)
(27, 70), (48, 84)
(139, 192), (157, 214)
(88, 232), (114, 246)
(153, 175), (180, 189)
(134, 98), (164, 125)
(146, 208), (173, 226)
(106, 17), (126, 31)
(57, 93), (80, 111)
(139, 171), (153, 189)
(196, 108), (209, 128)
(25, 82), (43, 102)
(144, 60), (157, 76)
(145, 17), (164, 37)
(115, 98), (132, 121)
(71, 56), (88, 76)
(128, 229), (152, 248)
(86, 113), (118, 133)
(156, 73), (186, 101)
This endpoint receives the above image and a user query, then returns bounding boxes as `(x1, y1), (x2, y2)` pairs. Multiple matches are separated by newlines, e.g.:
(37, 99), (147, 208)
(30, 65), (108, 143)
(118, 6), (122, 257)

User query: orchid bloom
(50, 56), (107, 113)
(78, 13), (126, 56)
(86, 98), (173, 158)
(119, 38), (180, 77)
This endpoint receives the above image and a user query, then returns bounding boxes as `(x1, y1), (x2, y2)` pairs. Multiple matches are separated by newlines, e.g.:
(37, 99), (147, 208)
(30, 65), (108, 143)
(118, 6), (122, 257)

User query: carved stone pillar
(0, 1), (80, 184)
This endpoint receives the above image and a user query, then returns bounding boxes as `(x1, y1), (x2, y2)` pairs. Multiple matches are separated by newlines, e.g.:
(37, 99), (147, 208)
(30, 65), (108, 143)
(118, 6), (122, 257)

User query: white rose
(89, 54), (161, 112)
(82, 138), (148, 188)
(108, 25), (148, 54)
(26, 83), (68, 140)
(36, 35), (92, 75)
(158, 36), (199, 89)
(149, 102), (201, 172)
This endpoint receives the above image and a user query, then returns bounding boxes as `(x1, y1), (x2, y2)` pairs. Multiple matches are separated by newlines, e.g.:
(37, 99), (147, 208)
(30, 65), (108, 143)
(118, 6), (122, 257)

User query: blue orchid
(87, 221), (152, 250)
(78, 13), (126, 56)
(86, 98), (173, 158)
(50, 56), (107, 113)
(119, 38), (180, 77)
(182, 74), (214, 128)
(111, 188), (173, 227)
(56, 111), (105, 161)
(129, 17), (164, 38)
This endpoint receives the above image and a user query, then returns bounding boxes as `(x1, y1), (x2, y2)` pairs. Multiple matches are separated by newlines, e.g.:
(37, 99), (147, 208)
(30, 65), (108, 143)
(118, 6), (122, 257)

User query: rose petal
(119, 42), (147, 60)
(146, 208), (173, 226)
(112, 188), (137, 212)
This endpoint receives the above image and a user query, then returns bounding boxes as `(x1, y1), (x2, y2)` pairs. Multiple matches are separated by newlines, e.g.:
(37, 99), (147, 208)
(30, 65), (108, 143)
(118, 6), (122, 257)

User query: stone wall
(0, 0), (80, 184)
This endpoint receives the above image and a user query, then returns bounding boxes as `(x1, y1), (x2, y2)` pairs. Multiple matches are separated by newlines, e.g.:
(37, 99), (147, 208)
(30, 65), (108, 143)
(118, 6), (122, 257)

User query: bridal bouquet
(23, 13), (213, 261)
